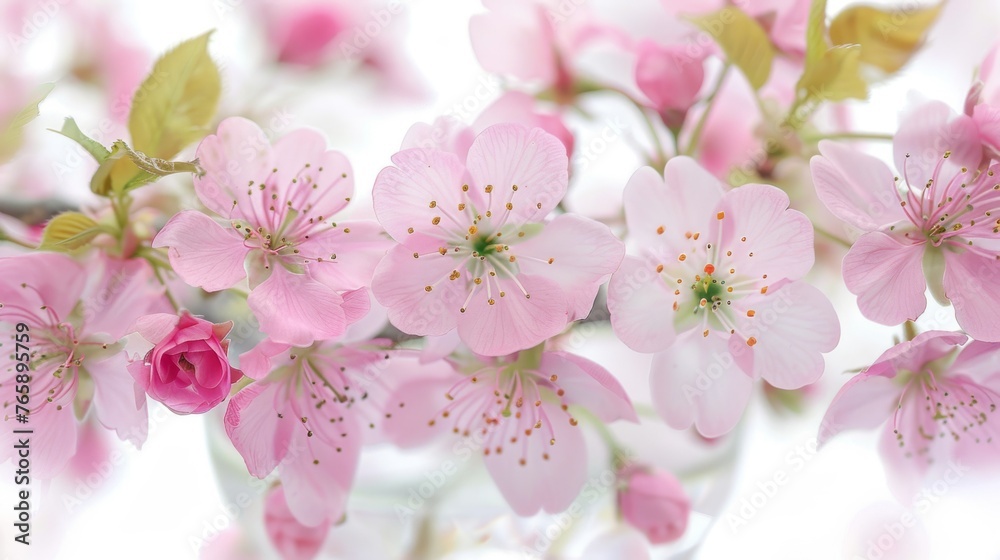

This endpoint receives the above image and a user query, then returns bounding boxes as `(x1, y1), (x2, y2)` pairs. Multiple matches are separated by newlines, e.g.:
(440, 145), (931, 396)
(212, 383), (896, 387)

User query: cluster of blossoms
(2, 0), (999, 557)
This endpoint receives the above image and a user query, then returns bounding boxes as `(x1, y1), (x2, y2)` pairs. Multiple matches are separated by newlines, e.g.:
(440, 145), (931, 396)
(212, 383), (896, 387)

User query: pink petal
(400, 117), (475, 161)
(132, 313), (181, 345)
(281, 412), (361, 526)
(811, 141), (906, 231)
(24, 403), (78, 479)
(238, 339), (292, 380)
(465, 123), (569, 221)
(943, 249), (1000, 342)
(843, 232), (927, 326)
(373, 148), (470, 245)
(85, 258), (165, 340)
(717, 184), (815, 283)
(469, 1), (556, 83)
(0, 253), (85, 322)
(381, 366), (457, 447)
(90, 352), (148, 448)
(894, 100), (983, 185)
(194, 117), (276, 217)
(818, 372), (900, 447)
(728, 281), (840, 389)
(607, 255), (677, 353)
(472, 91), (575, 156)
(650, 332), (753, 437)
(371, 244), (465, 337)
(866, 331), (968, 378)
(299, 220), (391, 291)
(876, 398), (936, 500)
(515, 214), (624, 320)
(271, 129), (354, 220)
(225, 382), (293, 478)
(483, 401), (588, 515)
(456, 274), (568, 356)
(634, 40), (705, 113)
(264, 486), (331, 560)
(539, 351), (637, 423)
(623, 160), (722, 255)
(248, 268), (351, 346)
(153, 210), (249, 292)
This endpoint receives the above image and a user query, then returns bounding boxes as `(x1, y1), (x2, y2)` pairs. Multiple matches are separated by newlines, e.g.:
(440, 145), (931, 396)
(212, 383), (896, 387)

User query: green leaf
(804, 0), (829, 67)
(50, 117), (111, 162)
(39, 212), (103, 251)
(690, 7), (775, 90)
(797, 45), (868, 102)
(830, 3), (943, 73)
(128, 31), (221, 159)
(90, 140), (201, 196)
(0, 83), (55, 163)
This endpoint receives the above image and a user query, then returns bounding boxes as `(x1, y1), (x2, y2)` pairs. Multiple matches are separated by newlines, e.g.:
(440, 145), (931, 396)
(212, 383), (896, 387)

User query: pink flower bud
(128, 311), (242, 414)
(634, 40), (706, 118)
(618, 466), (690, 544)
(264, 486), (332, 560)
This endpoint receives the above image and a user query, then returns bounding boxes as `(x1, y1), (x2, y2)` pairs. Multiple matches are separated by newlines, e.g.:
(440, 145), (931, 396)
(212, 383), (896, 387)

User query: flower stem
(802, 131), (894, 143)
(683, 63), (731, 156)
(813, 226), (852, 249)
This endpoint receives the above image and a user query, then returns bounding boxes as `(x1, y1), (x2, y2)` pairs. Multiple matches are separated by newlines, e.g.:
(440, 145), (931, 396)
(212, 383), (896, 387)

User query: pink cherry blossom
(820, 331), (1000, 498)
(371, 123), (624, 356)
(634, 39), (706, 128)
(382, 345), (636, 515)
(0, 253), (164, 477)
(153, 117), (391, 346)
(263, 2), (350, 67)
(264, 485), (331, 560)
(618, 465), (690, 544)
(607, 157), (840, 436)
(225, 338), (449, 527)
(810, 104), (1000, 340)
(470, 0), (623, 101)
(128, 311), (242, 415)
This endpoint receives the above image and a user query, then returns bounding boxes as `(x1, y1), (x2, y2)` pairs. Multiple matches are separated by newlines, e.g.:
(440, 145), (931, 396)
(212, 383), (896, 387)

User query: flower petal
(811, 140), (905, 231)
(281, 412), (361, 526)
(225, 381), (294, 478)
(943, 249), (1000, 342)
(90, 352), (148, 448)
(299, 220), (391, 291)
(153, 210), (249, 292)
(194, 117), (276, 217)
(540, 351), (637, 423)
(717, 184), (814, 283)
(457, 274), (568, 356)
(271, 129), (354, 220)
(373, 148), (470, 246)
(623, 160), (722, 255)
(650, 332), (752, 438)
(0, 253), (85, 322)
(607, 255), (677, 353)
(248, 268), (351, 346)
(465, 123), (569, 221)
(515, 213), (624, 320)
(728, 281), (840, 389)
(371, 244), (465, 337)
(818, 373), (900, 447)
(469, 1), (556, 83)
(843, 232), (927, 326)
(483, 402), (588, 515)
(264, 485), (332, 560)
(894, 100), (983, 185)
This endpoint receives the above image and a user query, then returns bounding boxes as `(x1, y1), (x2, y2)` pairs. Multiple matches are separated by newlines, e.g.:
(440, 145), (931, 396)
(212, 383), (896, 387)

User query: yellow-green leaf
(50, 117), (111, 162)
(128, 31), (220, 159)
(830, 3), (943, 73)
(691, 7), (774, 90)
(0, 83), (55, 163)
(804, 0), (829, 67)
(39, 212), (103, 251)
(797, 45), (868, 103)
